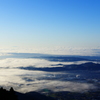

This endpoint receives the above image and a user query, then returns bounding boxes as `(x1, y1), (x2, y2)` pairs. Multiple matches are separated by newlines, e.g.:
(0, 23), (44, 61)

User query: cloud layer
(1, 46), (100, 56)
(0, 56), (98, 93)
(0, 57), (94, 68)
(0, 68), (96, 93)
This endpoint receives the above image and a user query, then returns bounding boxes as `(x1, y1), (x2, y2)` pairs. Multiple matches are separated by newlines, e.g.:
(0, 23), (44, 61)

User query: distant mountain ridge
(0, 87), (56, 100)
(19, 62), (100, 72)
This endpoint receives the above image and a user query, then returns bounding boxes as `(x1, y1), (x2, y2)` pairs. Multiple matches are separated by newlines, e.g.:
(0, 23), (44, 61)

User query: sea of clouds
(0, 47), (100, 93)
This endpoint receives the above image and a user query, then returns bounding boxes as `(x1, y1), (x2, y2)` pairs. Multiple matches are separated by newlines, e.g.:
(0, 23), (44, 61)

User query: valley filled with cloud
(0, 51), (99, 93)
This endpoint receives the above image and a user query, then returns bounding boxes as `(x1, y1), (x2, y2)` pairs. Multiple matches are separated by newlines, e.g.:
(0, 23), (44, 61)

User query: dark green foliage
(47, 91), (100, 100)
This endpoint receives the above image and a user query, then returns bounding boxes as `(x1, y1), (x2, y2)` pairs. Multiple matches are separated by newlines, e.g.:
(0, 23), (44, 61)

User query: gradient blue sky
(0, 0), (100, 48)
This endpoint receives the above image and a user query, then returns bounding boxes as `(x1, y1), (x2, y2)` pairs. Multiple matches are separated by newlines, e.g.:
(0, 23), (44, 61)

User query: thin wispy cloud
(0, 46), (100, 56)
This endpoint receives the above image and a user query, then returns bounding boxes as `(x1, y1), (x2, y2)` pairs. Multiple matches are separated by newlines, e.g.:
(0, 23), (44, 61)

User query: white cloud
(0, 47), (99, 93)
(0, 67), (97, 93)
(0, 58), (95, 68)
(11, 80), (97, 93)
(0, 58), (61, 68)
(0, 46), (100, 55)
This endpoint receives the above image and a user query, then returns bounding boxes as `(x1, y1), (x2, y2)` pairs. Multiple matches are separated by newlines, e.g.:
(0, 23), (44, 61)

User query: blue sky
(0, 0), (100, 49)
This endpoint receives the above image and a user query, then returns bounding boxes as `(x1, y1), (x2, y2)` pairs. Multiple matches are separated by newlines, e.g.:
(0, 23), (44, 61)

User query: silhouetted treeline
(0, 87), (100, 100)
(0, 87), (18, 100)
(0, 87), (56, 100)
